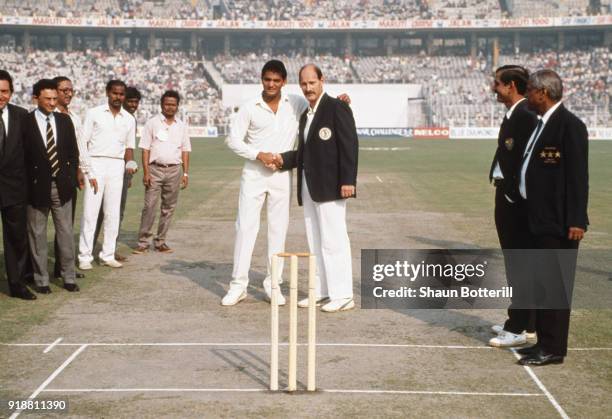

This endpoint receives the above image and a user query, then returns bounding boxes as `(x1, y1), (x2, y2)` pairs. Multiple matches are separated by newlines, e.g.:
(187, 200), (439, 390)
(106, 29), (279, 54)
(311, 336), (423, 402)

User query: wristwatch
(183, 173), (189, 177)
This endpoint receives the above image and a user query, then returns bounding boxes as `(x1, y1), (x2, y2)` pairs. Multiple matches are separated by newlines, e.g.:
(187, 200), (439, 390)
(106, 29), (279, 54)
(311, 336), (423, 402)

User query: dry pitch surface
(1, 138), (611, 418)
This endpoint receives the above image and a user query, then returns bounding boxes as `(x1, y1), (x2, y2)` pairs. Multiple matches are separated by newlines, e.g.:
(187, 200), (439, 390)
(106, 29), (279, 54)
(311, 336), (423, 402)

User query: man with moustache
(488, 65), (539, 348)
(516, 69), (589, 366)
(278, 64), (358, 313)
(52, 75), (91, 281)
(78, 80), (135, 270)
(93, 86), (141, 261)
(23, 79), (80, 294)
(0, 70), (36, 300)
(133, 90), (190, 254)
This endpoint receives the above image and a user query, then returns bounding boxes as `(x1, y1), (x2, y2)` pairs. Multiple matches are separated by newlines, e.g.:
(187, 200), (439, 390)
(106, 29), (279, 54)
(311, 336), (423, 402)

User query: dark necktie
(0, 108), (6, 156)
(46, 116), (59, 177)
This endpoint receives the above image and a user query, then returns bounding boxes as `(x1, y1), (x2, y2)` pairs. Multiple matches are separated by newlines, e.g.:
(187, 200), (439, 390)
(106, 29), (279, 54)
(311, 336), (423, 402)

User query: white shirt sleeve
(225, 104), (259, 161)
(80, 109), (96, 179)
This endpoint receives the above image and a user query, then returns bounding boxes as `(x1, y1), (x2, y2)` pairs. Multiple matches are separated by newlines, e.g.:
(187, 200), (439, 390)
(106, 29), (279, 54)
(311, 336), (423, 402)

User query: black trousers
(528, 234), (578, 357)
(1, 202), (29, 291)
(494, 186), (536, 334)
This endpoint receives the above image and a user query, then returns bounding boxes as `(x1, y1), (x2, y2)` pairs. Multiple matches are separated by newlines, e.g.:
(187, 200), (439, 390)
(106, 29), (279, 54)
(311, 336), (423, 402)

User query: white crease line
(376, 176), (383, 183)
(42, 388), (543, 397)
(511, 349), (570, 419)
(322, 389), (544, 397)
(1, 342), (610, 351)
(43, 338), (63, 354)
(9, 345), (88, 419)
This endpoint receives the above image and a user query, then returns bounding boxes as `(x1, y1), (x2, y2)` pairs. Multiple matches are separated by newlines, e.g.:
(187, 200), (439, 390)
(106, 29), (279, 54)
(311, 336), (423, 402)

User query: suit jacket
(0, 103), (29, 208)
(281, 93), (358, 205)
(22, 111), (79, 208)
(489, 99), (538, 201)
(525, 103), (589, 237)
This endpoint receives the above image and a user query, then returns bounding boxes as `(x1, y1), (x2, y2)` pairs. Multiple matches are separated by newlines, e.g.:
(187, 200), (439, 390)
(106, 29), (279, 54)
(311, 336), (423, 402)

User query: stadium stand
(0, 47), (227, 127)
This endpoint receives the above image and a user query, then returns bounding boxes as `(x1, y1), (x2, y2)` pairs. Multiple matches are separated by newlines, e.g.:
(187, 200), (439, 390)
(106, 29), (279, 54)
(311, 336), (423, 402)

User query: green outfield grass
(1, 137), (611, 340)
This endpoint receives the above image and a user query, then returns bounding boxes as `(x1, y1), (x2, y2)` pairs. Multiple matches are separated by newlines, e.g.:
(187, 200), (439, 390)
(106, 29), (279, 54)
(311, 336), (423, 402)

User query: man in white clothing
(222, 60), (305, 306)
(78, 80), (136, 270)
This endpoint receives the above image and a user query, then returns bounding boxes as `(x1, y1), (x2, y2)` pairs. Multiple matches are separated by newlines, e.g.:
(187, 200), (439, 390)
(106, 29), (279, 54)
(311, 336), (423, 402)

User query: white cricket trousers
(79, 157), (125, 263)
(230, 161), (291, 290)
(302, 176), (353, 300)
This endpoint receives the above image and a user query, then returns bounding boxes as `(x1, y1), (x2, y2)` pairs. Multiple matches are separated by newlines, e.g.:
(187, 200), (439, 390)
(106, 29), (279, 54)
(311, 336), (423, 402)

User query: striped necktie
(46, 116), (59, 177)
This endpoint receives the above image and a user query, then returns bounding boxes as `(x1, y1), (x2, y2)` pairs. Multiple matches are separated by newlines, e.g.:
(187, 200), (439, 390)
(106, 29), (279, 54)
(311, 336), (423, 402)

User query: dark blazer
(22, 111), (79, 208)
(281, 93), (358, 205)
(525, 103), (589, 237)
(0, 103), (29, 208)
(489, 99), (538, 201)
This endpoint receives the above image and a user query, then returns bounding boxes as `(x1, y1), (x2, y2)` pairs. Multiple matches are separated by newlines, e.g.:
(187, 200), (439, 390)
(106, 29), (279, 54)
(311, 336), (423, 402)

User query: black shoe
(76, 272), (85, 279)
(10, 286), (37, 300)
(36, 286), (52, 294)
(517, 345), (539, 356)
(518, 349), (564, 366)
(64, 283), (80, 292)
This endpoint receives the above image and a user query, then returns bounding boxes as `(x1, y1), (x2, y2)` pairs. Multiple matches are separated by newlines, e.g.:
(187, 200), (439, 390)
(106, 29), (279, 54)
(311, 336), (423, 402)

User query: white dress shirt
(140, 114), (191, 165)
(0, 105), (8, 134)
(519, 100), (564, 199)
(492, 98), (526, 180)
(226, 92), (307, 160)
(34, 109), (57, 146)
(304, 92), (325, 143)
(81, 104), (136, 162)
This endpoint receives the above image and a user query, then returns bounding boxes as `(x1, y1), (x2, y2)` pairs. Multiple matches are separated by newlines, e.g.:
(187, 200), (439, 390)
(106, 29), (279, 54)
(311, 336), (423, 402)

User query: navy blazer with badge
(0, 103), (29, 208)
(489, 99), (538, 201)
(281, 93), (358, 205)
(525, 103), (589, 237)
(22, 111), (79, 208)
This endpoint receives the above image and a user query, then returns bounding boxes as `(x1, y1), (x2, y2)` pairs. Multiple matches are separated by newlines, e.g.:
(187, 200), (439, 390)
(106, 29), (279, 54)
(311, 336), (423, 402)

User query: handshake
(257, 152), (284, 171)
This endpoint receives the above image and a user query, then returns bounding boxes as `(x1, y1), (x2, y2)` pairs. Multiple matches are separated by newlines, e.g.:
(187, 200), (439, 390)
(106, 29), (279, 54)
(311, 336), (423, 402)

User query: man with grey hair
(516, 69), (589, 366)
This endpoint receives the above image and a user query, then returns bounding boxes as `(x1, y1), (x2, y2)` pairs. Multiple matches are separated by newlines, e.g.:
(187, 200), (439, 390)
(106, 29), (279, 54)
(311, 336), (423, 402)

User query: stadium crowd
(0, 47), (226, 127)
(1, 0), (609, 20)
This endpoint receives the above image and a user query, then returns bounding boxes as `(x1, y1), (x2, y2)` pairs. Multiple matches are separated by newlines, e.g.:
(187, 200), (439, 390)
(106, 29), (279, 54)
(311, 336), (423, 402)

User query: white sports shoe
(321, 298), (355, 313)
(488, 331), (527, 347)
(221, 287), (247, 306)
(263, 280), (286, 306)
(100, 259), (123, 268)
(79, 261), (93, 270)
(297, 297), (330, 308)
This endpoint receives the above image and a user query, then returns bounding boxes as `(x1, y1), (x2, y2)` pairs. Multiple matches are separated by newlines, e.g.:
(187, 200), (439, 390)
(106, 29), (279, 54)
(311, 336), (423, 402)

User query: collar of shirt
(35, 108), (54, 124)
(158, 113), (182, 126)
(307, 92), (325, 116)
(104, 103), (128, 118)
(505, 97), (526, 119)
(255, 92), (289, 113)
(539, 100), (563, 126)
(1, 105), (8, 126)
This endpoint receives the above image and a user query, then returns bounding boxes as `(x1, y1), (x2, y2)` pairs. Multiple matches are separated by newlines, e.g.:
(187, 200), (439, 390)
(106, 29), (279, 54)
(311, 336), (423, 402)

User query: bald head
(299, 64), (325, 106)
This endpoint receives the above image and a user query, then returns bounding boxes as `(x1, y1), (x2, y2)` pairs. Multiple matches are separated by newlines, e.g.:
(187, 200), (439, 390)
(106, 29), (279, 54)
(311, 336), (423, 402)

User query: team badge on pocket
(319, 127), (332, 140)
(504, 138), (514, 150)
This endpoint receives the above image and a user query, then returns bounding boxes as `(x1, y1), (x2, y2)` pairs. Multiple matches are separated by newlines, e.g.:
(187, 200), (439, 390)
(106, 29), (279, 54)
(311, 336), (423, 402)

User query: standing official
(279, 64), (358, 313)
(93, 86), (141, 261)
(132, 90), (190, 254)
(53, 75), (90, 281)
(23, 79), (80, 293)
(78, 80), (135, 270)
(516, 70), (589, 366)
(488, 65), (538, 347)
(0, 70), (36, 300)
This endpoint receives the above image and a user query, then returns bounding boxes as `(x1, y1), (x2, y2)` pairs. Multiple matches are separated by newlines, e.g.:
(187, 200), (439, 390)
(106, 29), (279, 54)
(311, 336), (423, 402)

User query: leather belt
(151, 162), (180, 168)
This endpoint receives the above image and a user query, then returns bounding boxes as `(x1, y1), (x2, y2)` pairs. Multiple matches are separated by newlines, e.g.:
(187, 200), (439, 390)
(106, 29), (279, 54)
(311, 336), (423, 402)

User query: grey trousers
(27, 182), (76, 286)
(137, 164), (182, 247)
(94, 171), (132, 248)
